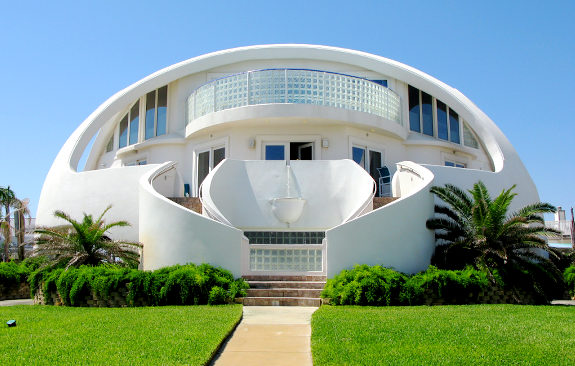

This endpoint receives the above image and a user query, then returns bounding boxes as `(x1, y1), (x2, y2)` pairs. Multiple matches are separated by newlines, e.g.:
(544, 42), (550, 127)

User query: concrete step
(246, 288), (323, 298)
(241, 297), (321, 307)
(247, 281), (326, 289)
(243, 275), (327, 282)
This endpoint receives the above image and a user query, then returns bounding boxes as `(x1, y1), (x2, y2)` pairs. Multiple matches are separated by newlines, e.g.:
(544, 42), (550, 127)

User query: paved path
(0, 299), (33, 306)
(212, 306), (318, 366)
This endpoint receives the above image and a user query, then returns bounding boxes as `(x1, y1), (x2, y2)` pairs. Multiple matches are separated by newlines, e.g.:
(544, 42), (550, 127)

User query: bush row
(29, 263), (248, 306)
(322, 265), (492, 306)
(0, 257), (46, 288)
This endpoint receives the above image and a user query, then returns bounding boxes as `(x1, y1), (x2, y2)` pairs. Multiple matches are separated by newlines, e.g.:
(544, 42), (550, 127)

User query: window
(408, 85), (476, 148)
(118, 101), (140, 148)
(125, 159), (147, 166)
(106, 136), (113, 153)
(265, 145), (285, 160)
(463, 123), (479, 148)
(408, 86), (421, 133)
(116, 85), (168, 149)
(445, 161), (465, 168)
(145, 86), (167, 140)
(449, 109), (460, 144)
(197, 146), (226, 190)
(437, 100), (448, 140)
(263, 142), (314, 161)
(370, 80), (388, 87)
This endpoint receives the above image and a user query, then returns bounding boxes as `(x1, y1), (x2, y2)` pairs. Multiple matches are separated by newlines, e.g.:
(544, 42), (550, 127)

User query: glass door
(352, 146), (384, 196)
(197, 146), (226, 192)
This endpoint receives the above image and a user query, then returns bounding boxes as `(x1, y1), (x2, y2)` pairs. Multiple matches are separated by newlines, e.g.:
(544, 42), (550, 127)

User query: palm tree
(13, 198), (31, 260)
(32, 206), (142, 269)
(0, 186), (16, 261)
(426, 181), (561, 301)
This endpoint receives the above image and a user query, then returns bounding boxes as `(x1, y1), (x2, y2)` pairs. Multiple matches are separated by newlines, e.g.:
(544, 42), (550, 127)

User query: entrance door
(294, 142), (313, 160)
(352, 146), (384, 196)
(264, 142), (314, 161)
(197, 146), (225, 192)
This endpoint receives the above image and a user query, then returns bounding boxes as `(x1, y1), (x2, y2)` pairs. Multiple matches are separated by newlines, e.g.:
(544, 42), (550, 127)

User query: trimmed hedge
(322, 265), (491, 306)
(29, 263), (248, 306)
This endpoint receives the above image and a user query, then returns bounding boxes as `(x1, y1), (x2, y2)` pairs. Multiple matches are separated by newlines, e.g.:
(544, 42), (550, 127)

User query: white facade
(37, 45), (539, 277)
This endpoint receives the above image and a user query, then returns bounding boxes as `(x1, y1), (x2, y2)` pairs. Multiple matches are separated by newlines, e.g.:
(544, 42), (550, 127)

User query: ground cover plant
(29, 263), (249, 306)
(0, 257), (45, 288)
(0, 305), (242, 365)
(312, 305), (575, 365)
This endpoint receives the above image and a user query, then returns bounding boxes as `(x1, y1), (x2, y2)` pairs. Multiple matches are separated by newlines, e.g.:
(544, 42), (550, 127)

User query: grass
(312, 305), (575, 365)
(0, 305), (242, 365)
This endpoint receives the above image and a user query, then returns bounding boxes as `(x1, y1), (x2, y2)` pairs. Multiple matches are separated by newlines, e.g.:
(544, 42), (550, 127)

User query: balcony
(187, 69), (402, 125)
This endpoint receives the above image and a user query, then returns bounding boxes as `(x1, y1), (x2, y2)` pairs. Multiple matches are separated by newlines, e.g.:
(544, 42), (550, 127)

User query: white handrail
(198, 180), (234, 227)
(342, 178), (377, 223)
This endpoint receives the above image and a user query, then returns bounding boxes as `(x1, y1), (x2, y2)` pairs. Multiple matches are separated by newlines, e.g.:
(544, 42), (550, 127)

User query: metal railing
(187, 69), (402, 124)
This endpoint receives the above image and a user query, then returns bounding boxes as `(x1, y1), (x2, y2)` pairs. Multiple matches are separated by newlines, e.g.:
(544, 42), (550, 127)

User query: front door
(352, 146), (384, 196)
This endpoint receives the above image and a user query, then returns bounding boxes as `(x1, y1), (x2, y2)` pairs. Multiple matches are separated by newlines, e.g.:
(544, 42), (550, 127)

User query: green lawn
(312, 305), (575, 365)
(0, 305), (242, 365)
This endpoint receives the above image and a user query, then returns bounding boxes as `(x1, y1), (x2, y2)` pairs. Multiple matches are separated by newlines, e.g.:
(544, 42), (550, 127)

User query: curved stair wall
(201, 159), (375, 230)
(326, 161), (436, 276)
(140, 162), (244, 275)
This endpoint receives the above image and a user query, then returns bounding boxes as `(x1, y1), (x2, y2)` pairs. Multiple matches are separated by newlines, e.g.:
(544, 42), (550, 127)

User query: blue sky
(1, 0), (574, 217)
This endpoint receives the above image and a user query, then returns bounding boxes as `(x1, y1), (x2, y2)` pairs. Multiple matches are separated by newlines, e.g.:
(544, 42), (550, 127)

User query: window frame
(193, 137), (229, 196)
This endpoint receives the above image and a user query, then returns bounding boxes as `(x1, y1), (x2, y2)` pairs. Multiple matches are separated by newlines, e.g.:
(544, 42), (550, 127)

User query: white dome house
(37, 45), (538, 279)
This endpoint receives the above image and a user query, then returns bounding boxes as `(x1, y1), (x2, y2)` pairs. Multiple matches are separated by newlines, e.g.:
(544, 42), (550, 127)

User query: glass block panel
(249, 248), (322, 271)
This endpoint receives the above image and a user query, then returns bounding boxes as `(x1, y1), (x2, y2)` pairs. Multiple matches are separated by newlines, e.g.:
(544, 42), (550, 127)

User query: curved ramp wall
(202, 159), (375, 230)
(326, 161), (435, 276)
(140, 163), (243, 274)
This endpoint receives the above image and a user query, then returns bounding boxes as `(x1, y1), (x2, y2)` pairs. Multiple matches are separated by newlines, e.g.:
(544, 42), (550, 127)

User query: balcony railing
(187, 69), (402, 124)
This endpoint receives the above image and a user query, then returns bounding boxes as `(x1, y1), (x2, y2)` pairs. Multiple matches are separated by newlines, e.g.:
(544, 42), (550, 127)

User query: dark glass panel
(129, 101), (139, 145)
(369, 150), (382, 196)
(408, 86), (420, 132)
(213, 147), (225, 168)
(157, 86), (167, 136)
(197, 151), (210, 188)
(449, 109), (460, 143)
(437, 100), (448, 140)
(444, 161), (455, 167)
(421, 91), (433, 136)
(145, 91), (156, 140)
(265, 145), (285, 160)
(352, 146), (365, 168)
(118, 114), (128, 148)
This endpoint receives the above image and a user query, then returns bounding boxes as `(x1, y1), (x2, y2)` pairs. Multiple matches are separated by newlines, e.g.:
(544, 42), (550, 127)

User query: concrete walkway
(212, 306), (318, 366)
(0, 299), (33, 306)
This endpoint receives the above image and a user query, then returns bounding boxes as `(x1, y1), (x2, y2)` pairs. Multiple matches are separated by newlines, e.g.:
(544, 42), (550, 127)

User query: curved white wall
(203, 159), (374, 230)
(326, 161), (435, 276)
(140, 163), (243, 274)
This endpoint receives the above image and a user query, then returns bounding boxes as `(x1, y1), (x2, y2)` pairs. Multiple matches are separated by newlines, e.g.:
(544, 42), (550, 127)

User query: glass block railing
(187, 69), (402, 124)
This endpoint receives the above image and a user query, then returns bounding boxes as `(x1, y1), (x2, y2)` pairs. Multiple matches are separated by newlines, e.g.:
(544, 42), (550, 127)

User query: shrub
(323, 265), (491, 306)
(402, 266), (490, 305)
(0, 257), (47, 288)
(564, 266), (575, 298)
(28, 263), (248, 306)
(322, 264), (407, 306)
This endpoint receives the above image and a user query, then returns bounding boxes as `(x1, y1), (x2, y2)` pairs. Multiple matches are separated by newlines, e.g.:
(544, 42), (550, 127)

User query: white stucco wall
(326, 161), (435, 276)
(140, 163), (243, 274)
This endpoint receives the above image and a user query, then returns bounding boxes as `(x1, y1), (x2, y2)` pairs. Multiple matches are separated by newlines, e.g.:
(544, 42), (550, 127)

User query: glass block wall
(188, 69), (402, 124)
